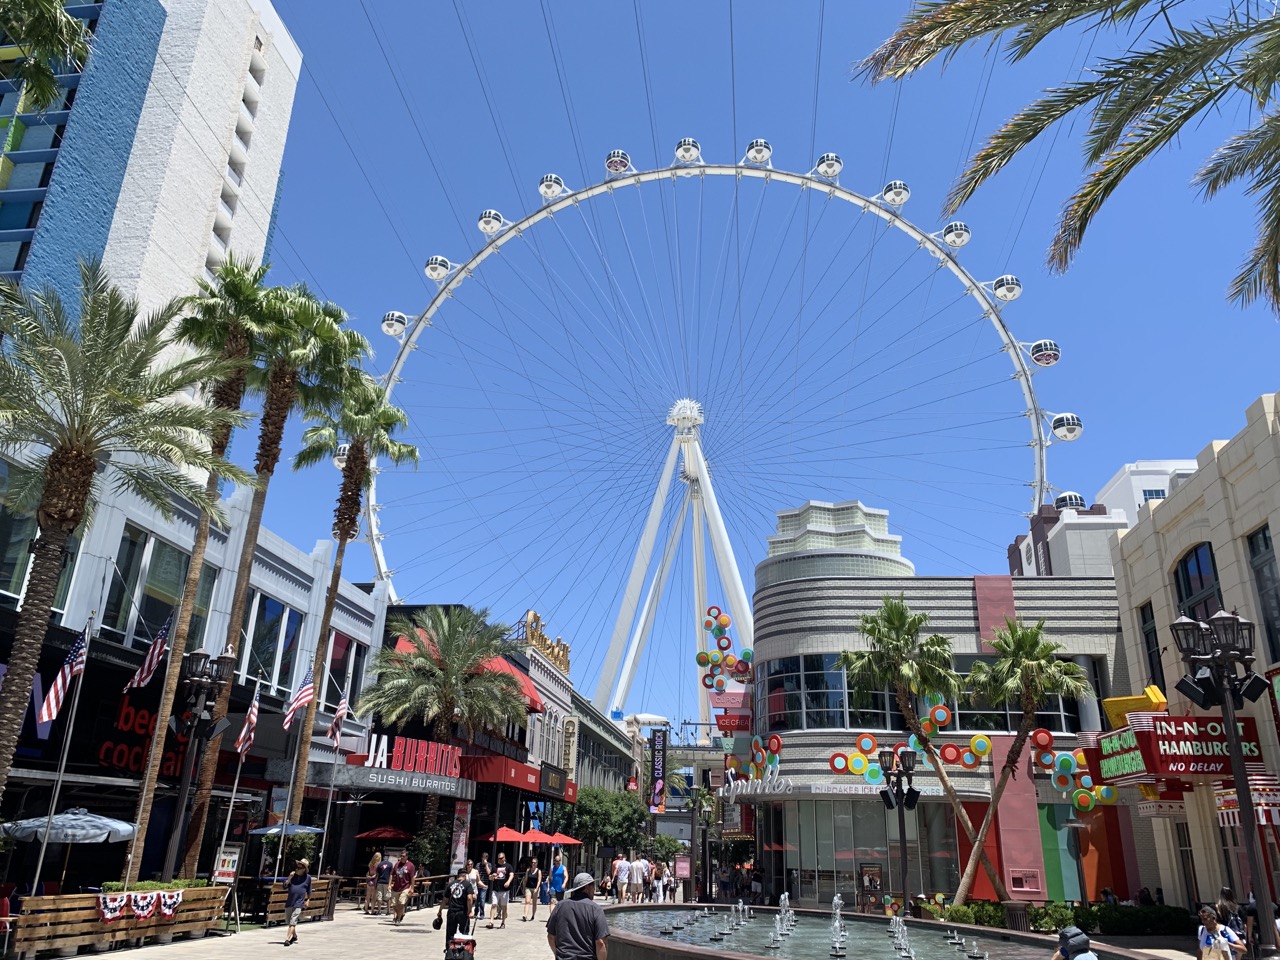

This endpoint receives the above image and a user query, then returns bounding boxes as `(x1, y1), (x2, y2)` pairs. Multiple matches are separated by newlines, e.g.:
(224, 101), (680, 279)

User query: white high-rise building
(1094, 460), (1199, 526)
(0, 0), (299, 310)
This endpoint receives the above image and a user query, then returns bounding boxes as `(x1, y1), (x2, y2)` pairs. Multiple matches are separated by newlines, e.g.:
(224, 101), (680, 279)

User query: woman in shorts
(363, 852), (380, 914)
(521, 858), (542, 923)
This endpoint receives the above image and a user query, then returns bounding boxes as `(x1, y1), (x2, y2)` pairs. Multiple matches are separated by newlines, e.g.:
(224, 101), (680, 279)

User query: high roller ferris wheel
(363, 137), (1084, 725)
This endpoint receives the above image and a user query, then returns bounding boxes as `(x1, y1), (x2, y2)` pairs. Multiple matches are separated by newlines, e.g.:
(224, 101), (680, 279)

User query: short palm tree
(835, 594), (1009, 901)
(952, 618), (1092, 904)
(284, 371), (418, 824)
(0, 262), (249, 807)
(358, 605), (530, 827)
(861, 3), (1280, 314)
(121, 255), (274, 884)
(180, 286), (368, 878)
(1, 0), (90, 111)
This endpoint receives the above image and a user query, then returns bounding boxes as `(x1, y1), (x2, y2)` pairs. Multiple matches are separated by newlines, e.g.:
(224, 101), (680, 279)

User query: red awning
(476, 826), (527, 843)
(549, 832), (581, 846)
(355, 826), (413, 840)
(484, 656), (545, 714)
(523, 829), (556, 844)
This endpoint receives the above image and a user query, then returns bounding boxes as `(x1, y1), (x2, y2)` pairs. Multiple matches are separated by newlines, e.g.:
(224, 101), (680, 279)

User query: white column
(593, 432), (683, 709)
(689, 434), (753, 649)
(691, 484), (711, 733)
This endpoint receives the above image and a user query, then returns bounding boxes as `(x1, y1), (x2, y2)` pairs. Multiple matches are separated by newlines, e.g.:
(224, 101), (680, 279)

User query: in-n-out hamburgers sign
(1090, 713), (1262, 786)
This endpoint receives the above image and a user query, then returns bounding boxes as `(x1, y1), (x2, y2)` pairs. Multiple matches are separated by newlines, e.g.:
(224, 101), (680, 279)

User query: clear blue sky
(244, 1), (1280, 727)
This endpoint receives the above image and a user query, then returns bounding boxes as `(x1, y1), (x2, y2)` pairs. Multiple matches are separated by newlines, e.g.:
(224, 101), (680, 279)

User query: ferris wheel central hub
(667, 397), (704, 429)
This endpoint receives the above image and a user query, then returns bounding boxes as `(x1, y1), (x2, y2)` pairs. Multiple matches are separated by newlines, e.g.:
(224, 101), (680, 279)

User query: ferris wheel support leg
(690, 436), (753, 650)
(593, 432), (684, 711)
(609, 492), (689, 716)
(691, 485), (711, 736)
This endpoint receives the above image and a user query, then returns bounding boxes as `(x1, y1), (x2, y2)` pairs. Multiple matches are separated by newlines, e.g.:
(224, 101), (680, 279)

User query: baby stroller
(445, 933), (476, 960)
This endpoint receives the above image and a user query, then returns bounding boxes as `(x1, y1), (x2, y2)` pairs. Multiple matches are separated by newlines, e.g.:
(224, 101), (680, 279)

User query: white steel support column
(691, 481), (711, 731)
(594, 432), (683, 710)
(610, 491), (690, 715)
(689, 435), (754, 650)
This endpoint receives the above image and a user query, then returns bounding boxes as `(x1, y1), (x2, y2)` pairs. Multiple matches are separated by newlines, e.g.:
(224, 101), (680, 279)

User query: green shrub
(100, 879), (209, 892)
(945, 904), (976, 925)
(1073, 904), (1098, 933)
(921, 901), (944, 920)
(969, 901), (1006, 927)
(1094, 905), (1196, 937)
(1029, 902), (1077, 932)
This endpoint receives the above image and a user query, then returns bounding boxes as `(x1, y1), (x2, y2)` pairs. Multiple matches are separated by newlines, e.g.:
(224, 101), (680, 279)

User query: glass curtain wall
(102, 524), (215, 648)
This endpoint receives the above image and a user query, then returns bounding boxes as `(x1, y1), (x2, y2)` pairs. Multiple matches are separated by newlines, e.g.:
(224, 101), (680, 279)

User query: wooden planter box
(264, 879), (334, 926)
(13, 886), (227, 958)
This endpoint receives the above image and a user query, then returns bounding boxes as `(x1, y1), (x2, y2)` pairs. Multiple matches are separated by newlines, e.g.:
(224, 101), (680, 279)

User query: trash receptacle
(1002, 900), (1030, 932)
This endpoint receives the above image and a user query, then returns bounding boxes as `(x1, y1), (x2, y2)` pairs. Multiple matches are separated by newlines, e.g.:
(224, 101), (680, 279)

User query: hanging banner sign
(449, 801), (472, 875)
(649, 730), (667, 813)
(716, 713), (752, 732)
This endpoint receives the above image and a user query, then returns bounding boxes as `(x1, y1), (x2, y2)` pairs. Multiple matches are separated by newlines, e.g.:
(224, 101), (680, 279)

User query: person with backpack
(1200, 905), (1247, 960)
(1216, 888), (1250, 952)
(435, 867), (475, 947)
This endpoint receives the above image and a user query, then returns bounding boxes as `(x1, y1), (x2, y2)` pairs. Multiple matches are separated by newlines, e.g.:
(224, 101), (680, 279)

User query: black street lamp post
(159, 647), (236, 881)
(879, 749), (920, 913)
(1170, 610), (1275, 954)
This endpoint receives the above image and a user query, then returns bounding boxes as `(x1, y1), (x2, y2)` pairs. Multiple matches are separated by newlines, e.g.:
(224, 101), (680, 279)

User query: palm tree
(179, 287), (368, 877)
(0, 261), (249, 806)
(951, 618), (1092, 904)
(834, 594), (1010, 901)
(358, 605), (530, 828)
(283, 371), (418, 824)
(0, 0), (90, 111)
(121, 255), (274, 884)
(860, 3), (1280, 314)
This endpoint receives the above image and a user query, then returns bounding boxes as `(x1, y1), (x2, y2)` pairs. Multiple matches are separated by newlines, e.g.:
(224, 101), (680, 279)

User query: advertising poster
(213, 843), (242, 884)
(449, 800), (472, 874)
(649, 730), (667, 814)
(674, 855), (691, 879)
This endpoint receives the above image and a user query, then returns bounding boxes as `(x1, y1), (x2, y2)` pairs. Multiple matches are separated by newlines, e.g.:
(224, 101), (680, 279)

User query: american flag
(38, 631), (87, 724)
(326, 693), (348, 745)
(235, 685), (260, 756)
(282, 666), (314, 731)
(123, 617), (171, 692)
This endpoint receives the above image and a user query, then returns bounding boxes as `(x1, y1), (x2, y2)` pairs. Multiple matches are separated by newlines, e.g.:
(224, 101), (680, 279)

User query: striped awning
(1215, 774), (1280, 827)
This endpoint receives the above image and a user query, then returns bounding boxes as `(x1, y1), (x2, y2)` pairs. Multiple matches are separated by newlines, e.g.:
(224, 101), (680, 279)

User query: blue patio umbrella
(248, 824), (324, 836)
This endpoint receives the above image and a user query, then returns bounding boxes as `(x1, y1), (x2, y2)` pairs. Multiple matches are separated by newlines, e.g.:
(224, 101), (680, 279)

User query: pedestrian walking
(485, 851), (512, 928)
(546, 873), (609, 960)
(363, 852), (381, 914)
(374, 852), (393, 915)
(522, 857), (543, 922)
(282, 859), (311, 947)
(549, 854), (567, 914)
(388, 850), (416, 926)
(474, 852), (492, 920)
(436, 867), (475, 946)
(628, 854), (644, 903)
(613, 854), (629, 904)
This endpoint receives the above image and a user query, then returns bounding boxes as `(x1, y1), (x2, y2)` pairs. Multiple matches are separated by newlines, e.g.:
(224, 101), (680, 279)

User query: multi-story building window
(0, 461), (79, 613)
(1139, 602), (1166, 691)
(1173, 542), (1223, 622)
(324, 630), (369, 709)
(101, 523), (215, 649)
(1248, 526), (1280, 664)
(239, 589), (304, 694)
(1142, 489), (1167, 503)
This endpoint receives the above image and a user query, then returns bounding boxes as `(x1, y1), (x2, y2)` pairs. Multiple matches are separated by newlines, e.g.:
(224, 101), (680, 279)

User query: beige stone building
(1111, 392), (1280, 908)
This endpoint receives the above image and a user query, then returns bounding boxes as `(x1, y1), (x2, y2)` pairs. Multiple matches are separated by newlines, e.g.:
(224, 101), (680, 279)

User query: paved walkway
(177, 901), (557, 960)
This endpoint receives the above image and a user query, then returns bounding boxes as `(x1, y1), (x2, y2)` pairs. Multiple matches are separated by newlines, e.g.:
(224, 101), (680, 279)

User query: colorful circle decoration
(1052, 772), (1074, 791)
(934, 893), (945, 905)
(717, 635), (732, 651)
(919, 720), (936, 737)
(830, 754), (849, 773)
(1054, 752), (1078, 775)
(909, 734), (925, 753)
(1096, 785), (1118, 805)
(939, 743), (963, 765)
(712, 626), (726, 638)
(695, 651), (709, 666)
(969, 735), (992, 757)
(929, 704), (952, 727)
(1030, 728), (1054, 749)
(768, 734), (784, 755)
(714, 676), (726, 691)
(701, 674), (715, 688)
(1074, 749), (1087, 767)
(893, 741), (908, 755)
(703, 618), (715, 630)
(856, 734), (878, 754)
(1035, 750), (1056, 770)
(882, 895), (892, 906)
(708, 649), (722, 664)
(1072, 788), (1096, 812)
(959, 751), (979, 770)
(706, 606), (721, 618)
(735, 660), (751, 675)
(723, 654), (737, 669)
(741, 649), (754, 663)
(717, 614), (732, 628)
(865, 764), (885, 785)
(850, 753), (869, 775)
(1076, 774), (1093, 790)
(890, 901), (900, 914)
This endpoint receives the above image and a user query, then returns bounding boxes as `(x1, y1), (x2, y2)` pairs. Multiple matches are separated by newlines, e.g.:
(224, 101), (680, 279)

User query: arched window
(1174, 542), (1223, 622)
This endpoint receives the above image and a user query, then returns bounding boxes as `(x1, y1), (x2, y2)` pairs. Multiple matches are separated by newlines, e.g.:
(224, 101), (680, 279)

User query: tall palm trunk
(180, 363), (297, 878)
(952, 707), (1035, 905)
(894, 687), (1010, 902)
(0, 450), (94, 804)
(122, 339), (248, 883)
(286, 439), (366, 824)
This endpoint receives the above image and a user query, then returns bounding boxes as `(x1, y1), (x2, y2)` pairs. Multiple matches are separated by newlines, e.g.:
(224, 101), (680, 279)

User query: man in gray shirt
(547, 873), (609, 960)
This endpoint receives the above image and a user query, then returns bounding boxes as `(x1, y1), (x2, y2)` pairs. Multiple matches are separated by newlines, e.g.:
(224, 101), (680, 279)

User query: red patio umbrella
(548, 832), (581, 845)
(355, 826), (413, 840)
(523, 828), (556, 843)
(476, 826), (526, 843)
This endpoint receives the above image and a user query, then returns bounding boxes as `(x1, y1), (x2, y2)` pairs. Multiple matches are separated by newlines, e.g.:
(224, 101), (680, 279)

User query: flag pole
(32, 614), (93, 897)
(273, 723), (302, 880)
(316, 692), (347, 873)
(214, 676), (258, 935)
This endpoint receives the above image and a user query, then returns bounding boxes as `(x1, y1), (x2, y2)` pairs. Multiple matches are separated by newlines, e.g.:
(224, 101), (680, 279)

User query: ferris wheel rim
(364, 157), (1056, 591)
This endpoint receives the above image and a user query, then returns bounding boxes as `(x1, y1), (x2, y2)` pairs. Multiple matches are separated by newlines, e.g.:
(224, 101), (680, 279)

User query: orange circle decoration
(920, 719), (936, 737)
(695, 651), (709, 666)
(1052, 772), (1074, 791)
(717, 614), (732, 628)
(856, 734), (878, 754)
(1072, 788), (1097, 812)
(1035, 750), (1056, 769)
(723, 654), (738, 669)
(830, 754), (848, 774)
(959, 751), (979, 770)
(706, 606), (721, 618)
(767, 735), (784, 755)
(929, 704), (952, 727)
(1074, 749), (1087, 767)
(703, 618), (715, 631)
(1030, 728), (1054, 749)
(939, 744), (962, 765)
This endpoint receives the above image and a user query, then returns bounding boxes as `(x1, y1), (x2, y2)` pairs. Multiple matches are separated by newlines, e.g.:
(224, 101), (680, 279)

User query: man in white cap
(546, 872), (609, 960)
